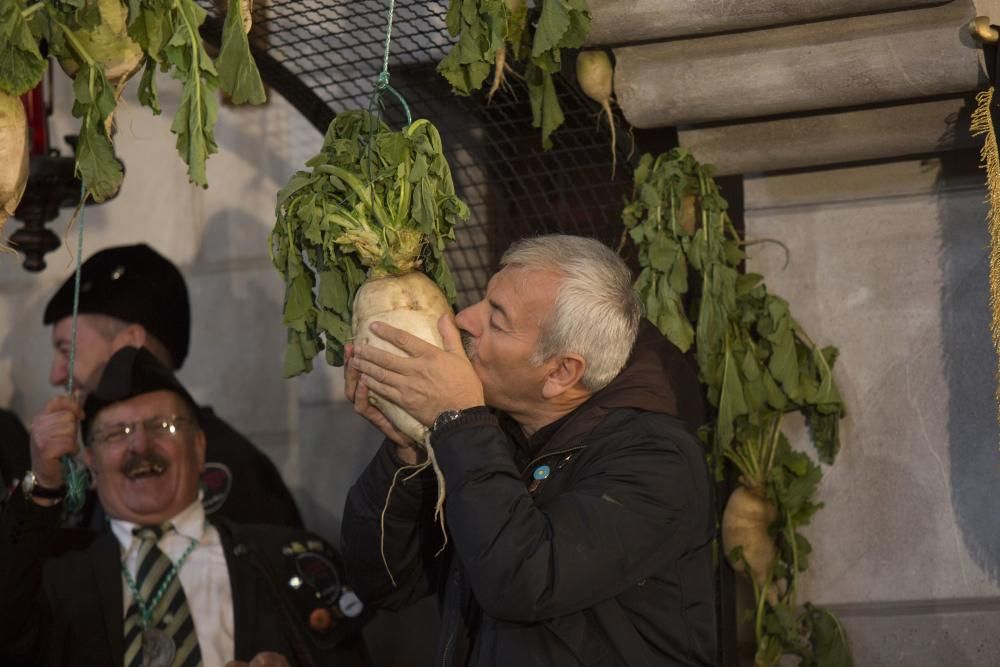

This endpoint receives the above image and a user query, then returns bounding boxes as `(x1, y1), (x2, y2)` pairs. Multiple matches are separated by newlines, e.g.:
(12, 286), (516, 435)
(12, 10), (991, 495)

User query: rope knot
(376, 71), (391, 90)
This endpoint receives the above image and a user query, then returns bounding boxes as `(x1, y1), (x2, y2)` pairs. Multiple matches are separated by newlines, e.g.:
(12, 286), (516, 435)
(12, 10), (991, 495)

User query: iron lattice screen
(200, 0), (633, 308)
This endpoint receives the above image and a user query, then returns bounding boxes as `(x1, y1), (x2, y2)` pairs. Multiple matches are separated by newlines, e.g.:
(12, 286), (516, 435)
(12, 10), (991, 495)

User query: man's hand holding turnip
(350, 314), (485, 443)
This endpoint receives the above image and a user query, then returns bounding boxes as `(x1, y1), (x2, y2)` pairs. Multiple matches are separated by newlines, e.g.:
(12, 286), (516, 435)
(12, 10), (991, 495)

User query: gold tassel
(970, 86), (1000, 442)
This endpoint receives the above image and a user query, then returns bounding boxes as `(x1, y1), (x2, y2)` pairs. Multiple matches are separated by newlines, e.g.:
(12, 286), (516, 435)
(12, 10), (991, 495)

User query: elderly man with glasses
(0, 347), (371, 667)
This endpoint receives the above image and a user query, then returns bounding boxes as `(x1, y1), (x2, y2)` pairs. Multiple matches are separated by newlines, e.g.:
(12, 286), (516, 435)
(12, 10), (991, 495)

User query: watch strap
(23, 471), (68, 500)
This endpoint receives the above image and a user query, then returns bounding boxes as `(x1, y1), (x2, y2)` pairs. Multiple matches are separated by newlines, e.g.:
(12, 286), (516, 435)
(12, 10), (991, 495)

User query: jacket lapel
(217, 520), (256, 658)
(89, 531), (125, 665)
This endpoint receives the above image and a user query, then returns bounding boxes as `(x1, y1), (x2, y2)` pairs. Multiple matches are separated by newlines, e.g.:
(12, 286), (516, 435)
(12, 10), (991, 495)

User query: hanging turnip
(576, 49), (617, 177)
(720, 414), (784, 602)
(0, 91), (29, 245)
(272, 109), (468, 580)
(438, 0), (590, 149)
(722, 485), (777, 594)
(57, 0), (143, 86)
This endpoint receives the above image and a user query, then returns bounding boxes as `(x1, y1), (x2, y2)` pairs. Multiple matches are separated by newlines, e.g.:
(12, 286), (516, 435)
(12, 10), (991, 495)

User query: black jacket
(0, 493), (370, 667)
(342, 322), (717, 666)
(197, 406), (304, 527)
(0, 409), (30, 499)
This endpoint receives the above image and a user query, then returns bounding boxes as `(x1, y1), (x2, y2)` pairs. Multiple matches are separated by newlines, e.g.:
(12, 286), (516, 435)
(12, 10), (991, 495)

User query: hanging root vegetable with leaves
(0, 90), (30, 246)
(0, 0), (265, 203)
(438, 0), (590, 149)
(623, 149), (852, 667)
(575, 49), (616, 176)
(55, 0), (143, 103)
(271, 110), (469, 577)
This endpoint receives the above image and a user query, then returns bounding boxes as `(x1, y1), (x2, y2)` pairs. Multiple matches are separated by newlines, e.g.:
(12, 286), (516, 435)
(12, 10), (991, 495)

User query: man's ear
(541, 354), (587, 400)
(112, 323), (148, 352)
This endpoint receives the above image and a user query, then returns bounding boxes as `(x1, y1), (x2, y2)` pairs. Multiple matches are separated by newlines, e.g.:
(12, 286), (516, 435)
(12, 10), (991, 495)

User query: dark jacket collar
(512, 319), (706, 462)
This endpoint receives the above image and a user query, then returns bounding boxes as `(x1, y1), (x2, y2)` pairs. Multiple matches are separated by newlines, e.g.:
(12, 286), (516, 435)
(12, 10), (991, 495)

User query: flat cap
(44, 244), (191, 369)
(83, 346), (199, 439)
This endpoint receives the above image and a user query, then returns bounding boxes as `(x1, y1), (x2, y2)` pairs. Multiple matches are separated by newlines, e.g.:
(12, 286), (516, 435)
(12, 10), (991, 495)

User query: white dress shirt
(111, 498), (235, 667)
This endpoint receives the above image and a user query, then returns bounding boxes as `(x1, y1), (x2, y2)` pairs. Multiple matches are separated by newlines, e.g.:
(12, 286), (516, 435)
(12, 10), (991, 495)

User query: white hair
(501, 235), (641, 392)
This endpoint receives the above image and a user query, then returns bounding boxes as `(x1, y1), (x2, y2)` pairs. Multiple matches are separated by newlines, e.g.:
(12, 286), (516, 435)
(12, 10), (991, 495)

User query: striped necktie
(123, 524), (203, 667)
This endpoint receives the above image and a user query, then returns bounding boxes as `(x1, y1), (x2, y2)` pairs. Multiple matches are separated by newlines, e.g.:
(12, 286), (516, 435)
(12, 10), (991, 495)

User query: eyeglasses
(89, 415), (193, 447)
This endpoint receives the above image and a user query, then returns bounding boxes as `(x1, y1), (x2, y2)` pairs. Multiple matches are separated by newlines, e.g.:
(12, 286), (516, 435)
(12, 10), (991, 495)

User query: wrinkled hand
(345, 342), (419, 459)
(225, 652), (290, 667)
(351, 314), (485, 428)
(28, 395), (84, 489)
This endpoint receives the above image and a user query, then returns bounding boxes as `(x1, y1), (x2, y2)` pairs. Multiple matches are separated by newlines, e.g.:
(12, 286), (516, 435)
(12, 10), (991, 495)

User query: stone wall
(744, 152), (1000, 664)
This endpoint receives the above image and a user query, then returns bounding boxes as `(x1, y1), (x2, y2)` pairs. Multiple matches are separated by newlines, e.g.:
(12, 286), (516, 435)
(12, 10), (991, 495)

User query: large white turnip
(352, 271), (452, 443)
(0, 92), (29, 247)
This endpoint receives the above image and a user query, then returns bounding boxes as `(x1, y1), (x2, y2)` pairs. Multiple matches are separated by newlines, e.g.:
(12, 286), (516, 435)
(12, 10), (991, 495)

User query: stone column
(677, 97), (976, 175)
(587, 0), (950, 45)
(613, 0), (983, 128)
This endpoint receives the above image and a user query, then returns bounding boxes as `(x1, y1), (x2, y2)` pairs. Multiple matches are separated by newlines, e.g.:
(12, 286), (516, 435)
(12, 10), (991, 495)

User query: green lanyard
(121, 534), (199, 629)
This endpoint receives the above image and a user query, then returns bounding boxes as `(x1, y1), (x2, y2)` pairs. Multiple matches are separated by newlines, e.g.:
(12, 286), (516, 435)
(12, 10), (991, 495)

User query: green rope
(60, 182), (92, 514)
(364, 0), (412, 182)
(370, 0), (411, 127)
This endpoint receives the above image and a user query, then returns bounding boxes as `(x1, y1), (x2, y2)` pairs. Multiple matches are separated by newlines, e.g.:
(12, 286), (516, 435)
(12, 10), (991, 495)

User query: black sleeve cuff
(429, 406), (497, 446)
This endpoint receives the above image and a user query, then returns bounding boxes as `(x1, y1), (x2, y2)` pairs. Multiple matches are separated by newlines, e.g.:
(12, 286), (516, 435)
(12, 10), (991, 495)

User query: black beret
(43, 244), (191, 369)
(83, 347), (200, 441)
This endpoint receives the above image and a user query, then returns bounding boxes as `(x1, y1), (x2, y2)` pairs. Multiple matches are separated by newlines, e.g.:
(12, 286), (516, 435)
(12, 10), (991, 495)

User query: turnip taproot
(0, 92), (29, 249)
(576, 50), (617, 177)
(486, 0), (524, 103)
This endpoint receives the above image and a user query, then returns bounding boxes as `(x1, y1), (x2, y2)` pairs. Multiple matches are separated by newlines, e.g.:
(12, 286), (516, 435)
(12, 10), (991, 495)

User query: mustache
(461, 331), (475, 360)
(121, 452), (170, 476)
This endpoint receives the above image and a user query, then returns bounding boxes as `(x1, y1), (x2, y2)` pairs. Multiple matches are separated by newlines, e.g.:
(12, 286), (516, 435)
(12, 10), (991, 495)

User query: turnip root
(722, 485), (777, 595)
(486, 0), (524, 103)
(240, 0), (253, 33)
(486, 46), (508, 103)
(576, 50), (617, 177)
(352, 271), (452, 443)
(353, 270), (454, 583)
(0, 92), (29, 248)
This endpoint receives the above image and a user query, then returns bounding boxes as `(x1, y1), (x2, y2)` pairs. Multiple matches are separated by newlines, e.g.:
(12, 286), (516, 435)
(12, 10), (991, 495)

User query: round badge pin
(532, 465), (551, 481)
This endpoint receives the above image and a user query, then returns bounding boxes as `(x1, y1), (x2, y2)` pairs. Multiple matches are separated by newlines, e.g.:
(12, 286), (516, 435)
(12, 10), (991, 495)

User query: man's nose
(127, 425), (152, 452)
(49, 358), (67, 387)
(455, 302), (482, 335)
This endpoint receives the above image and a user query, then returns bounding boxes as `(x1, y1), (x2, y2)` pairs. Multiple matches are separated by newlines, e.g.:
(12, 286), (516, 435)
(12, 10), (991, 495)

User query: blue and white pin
(532, 465), (551, 481)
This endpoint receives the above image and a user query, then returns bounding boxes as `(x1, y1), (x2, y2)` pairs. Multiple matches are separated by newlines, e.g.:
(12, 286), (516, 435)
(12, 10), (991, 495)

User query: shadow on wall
(0, 289), (55, 423)
(937, 150), (1000, 583)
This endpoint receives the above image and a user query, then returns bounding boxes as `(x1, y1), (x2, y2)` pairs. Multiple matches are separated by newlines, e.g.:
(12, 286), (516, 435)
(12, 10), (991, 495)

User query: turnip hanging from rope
(271, 0), (470, 584)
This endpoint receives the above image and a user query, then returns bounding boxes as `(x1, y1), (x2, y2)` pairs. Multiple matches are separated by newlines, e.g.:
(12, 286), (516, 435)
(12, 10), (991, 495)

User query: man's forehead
(493, 264), (562, 289)
(52, 314), (97, 341)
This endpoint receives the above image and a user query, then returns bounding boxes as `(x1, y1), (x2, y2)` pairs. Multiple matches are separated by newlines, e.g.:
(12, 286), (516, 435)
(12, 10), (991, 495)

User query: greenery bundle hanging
(623, 149), (851, 666)
(0, 0), (266, 203)
(437, 0), (590, 149)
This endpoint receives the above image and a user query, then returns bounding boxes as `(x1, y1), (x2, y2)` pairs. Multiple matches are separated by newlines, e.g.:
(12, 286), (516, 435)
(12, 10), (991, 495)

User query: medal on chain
(121, 532), (199, 667)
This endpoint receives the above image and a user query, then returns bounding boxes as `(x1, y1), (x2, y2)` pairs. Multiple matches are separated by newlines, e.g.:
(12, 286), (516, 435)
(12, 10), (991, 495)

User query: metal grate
(201, 0), (632, 308)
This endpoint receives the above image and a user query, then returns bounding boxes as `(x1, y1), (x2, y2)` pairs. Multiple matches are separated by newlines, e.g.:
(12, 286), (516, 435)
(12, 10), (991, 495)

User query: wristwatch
(431, 409), (464, 433)
(22, 470), (67, 501)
